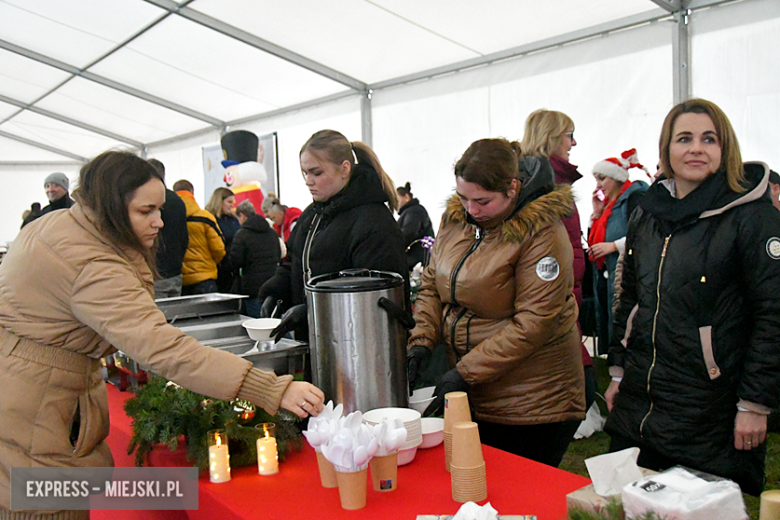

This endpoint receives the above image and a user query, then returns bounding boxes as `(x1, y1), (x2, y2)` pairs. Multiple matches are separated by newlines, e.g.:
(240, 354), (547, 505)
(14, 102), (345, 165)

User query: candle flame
(265, 431), (270, 439)
(216, 435), (221, 447)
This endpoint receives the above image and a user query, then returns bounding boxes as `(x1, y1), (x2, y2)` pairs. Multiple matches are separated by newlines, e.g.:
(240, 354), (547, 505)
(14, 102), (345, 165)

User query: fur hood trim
(443, 184), (574, 243)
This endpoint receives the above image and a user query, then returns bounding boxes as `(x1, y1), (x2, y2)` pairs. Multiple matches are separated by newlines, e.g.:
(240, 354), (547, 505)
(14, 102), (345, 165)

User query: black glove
(270, 303), (307, 343)
(259, 296), (278, 318)
(423, 368), (469, 417)
(407, 346), (431, 395)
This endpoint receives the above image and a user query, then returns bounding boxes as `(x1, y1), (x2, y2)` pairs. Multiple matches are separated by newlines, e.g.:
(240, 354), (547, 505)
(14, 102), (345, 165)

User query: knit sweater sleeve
(236, 369), (293, 416)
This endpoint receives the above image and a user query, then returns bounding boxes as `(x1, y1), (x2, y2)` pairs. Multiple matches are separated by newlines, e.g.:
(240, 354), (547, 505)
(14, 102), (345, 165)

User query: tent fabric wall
(690, 0), (780, 170)
(373, 19), (673, 234)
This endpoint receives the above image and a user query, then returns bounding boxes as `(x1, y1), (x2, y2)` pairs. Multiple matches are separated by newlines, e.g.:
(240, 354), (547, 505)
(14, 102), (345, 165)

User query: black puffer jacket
(229, 214), (281, 298)
(397, 198), (435, 270)
(606, 162), (780, 495)
(259, 164), (409, 310)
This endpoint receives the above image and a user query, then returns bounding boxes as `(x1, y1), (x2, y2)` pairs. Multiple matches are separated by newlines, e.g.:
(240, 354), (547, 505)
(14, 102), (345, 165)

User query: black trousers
(476, 419), (582, 468)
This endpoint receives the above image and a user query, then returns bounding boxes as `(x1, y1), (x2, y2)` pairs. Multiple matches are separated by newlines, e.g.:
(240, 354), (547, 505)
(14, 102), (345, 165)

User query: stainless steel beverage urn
(305, 269), (412, 413)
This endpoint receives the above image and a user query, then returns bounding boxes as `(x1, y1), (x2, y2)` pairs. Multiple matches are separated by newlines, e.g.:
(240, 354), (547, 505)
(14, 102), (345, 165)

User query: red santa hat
(592, 148), (650, 182)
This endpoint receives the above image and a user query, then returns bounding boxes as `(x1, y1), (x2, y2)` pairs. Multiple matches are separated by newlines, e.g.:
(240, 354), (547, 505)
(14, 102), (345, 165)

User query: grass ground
(558, 357), (779, 519)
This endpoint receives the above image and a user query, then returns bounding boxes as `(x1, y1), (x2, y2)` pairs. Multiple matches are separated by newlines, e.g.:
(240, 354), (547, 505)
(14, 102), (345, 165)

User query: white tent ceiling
(1, 0), (679, 163)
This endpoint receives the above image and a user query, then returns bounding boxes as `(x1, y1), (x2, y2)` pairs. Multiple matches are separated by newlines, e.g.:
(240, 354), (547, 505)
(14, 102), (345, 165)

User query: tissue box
(621, 466), (747, 520)
(566, 468), (657, 515)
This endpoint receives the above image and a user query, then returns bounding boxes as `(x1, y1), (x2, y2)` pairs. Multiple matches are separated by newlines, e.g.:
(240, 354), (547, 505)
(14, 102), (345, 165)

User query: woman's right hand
(591, 189), (605, 219)
(605, 380), (621, 412)
(280, 381), (325, 419)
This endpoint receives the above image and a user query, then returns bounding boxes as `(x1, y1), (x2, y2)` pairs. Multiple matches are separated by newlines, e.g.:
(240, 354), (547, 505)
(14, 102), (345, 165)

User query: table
(97, 383), (590, 520)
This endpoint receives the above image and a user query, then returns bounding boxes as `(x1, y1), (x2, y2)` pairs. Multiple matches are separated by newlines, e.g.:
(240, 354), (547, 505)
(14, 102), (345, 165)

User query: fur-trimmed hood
(443, 183), (574, 244)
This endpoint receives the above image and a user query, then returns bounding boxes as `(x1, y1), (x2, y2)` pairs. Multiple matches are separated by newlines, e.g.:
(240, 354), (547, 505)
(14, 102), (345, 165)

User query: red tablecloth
(98, 383), (589, 520)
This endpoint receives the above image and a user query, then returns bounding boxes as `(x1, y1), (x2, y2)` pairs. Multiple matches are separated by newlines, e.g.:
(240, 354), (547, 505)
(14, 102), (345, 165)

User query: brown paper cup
(444, 431), (453, 472)
(760, 490), (780, 520)
(451, 462), (487, 503)
(316, 450), (338, 488)
(451, 421), (484, 468)
(444, 392), (471, 433)
(369, 452), (398, 492)
(336, 468), (368, 510)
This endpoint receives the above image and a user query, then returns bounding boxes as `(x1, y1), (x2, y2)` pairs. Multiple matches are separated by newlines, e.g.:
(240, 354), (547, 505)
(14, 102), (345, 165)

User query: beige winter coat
(0, 205), (292, 513)
(409, 186), (585, 425)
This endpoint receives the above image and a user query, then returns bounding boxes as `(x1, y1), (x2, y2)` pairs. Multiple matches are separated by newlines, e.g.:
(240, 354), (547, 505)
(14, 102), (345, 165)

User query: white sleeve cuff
(614, 237), (626, 255)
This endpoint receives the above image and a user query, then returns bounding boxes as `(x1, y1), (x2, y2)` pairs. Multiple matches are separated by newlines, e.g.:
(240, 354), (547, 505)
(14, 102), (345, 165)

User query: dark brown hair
(300, 129), (399, 211)
(396, 182), (412, 198)
(172, 179), (194, 193)
(454, 138), (523, 194)
(74, 150), (164, 262)
(659, 98), (745, 193)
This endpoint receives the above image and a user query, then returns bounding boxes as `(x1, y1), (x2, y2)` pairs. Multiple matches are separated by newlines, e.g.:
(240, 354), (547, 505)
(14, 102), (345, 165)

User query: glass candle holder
(207, 429), (231, 483)
(255, 423), (279, 475)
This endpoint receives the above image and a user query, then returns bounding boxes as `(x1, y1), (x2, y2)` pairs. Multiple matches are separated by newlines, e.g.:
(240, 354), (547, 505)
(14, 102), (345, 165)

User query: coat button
(710, 368), (717, 374)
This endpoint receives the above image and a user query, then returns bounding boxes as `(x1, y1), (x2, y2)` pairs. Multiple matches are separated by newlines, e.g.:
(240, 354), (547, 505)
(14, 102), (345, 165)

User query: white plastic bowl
(420, 417), (444, 449)
(242, 318), (281, 341)
(397, 446), (418, 466)
(363, 407), (421, 425)
(409, 386), (436, 414)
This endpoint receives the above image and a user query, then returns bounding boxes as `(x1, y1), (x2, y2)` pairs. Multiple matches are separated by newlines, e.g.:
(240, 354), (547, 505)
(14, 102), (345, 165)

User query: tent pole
(361, 90), (373, 147)
(672, 7), (692, 103)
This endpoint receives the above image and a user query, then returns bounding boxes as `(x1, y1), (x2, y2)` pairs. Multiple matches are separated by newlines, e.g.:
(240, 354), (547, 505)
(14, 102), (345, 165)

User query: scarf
(588, 180), (632, 269)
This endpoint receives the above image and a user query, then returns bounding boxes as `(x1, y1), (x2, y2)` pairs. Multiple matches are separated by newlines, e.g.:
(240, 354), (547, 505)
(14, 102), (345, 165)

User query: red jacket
(274, 207), (302, 242)
(549, 155), (592, 367)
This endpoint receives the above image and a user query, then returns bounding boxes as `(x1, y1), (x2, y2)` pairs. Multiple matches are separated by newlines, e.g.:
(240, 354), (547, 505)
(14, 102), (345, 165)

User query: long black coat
(397, 198), (434, 270)
(156, 189), (189, 279)
(606, 162), (780, 495)
(259, 164), (408, 310)
(229, 215), (281, 298)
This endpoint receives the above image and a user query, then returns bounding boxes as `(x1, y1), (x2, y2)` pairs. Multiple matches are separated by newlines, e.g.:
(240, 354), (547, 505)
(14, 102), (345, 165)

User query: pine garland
(124, 375), (303, 471)
(567, 497), (666, 520)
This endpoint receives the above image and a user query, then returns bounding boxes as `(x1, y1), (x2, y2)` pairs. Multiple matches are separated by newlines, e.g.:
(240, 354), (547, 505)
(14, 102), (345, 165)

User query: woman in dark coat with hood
(605, 99), (780, 495)
(396, 182), (435, 270)
(230, 200), (281, 318)
(258, 130), (408, 339)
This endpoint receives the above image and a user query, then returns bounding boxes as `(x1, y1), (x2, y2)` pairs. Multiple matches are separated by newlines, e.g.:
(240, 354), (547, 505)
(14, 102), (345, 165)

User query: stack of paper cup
(443, 392), (472, 472)
(450, 421), (487, 503)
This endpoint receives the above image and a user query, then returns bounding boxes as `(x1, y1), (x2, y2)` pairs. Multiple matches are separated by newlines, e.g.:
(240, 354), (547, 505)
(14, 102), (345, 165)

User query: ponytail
(351, 141), (398, 212)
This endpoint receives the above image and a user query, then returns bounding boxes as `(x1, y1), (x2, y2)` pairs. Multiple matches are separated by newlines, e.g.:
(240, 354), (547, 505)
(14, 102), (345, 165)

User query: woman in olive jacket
(605, 99), (780, 495)
(407, 138), (585, 467)
(0, 152), (324, 518)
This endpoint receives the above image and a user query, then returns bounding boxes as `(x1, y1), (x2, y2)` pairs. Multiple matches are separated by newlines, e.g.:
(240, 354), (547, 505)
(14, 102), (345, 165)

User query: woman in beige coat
(0, 151), (324, 519)
(406, 138), (584, 467)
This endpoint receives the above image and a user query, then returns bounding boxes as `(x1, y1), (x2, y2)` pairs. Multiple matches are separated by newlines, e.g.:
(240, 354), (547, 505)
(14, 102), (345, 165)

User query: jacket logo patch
(767, 237), (780, 260)
(536, 256), (560, 281)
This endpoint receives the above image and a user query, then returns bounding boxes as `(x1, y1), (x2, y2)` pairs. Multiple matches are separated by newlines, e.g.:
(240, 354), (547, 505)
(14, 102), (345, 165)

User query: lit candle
(208, 430), (231, 484)
(256, 423), (279, 476)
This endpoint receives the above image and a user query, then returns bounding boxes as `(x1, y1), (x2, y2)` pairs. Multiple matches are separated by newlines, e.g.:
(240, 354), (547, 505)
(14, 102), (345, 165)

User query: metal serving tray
(155, 293), (246, 322)
(204, 337), (309, 376)
(173, 314), (251, 342)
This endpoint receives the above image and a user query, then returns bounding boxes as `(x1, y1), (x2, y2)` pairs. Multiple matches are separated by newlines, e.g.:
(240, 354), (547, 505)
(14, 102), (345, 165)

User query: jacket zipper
(302, 214), (323, 283)
(449, 226), (485, 361)
(639, 234), (671, 438)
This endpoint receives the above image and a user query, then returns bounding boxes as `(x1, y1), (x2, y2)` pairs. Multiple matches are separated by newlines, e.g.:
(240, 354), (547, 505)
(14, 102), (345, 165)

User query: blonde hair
(659, 98), (745, 193)
(520, 109), (575, 158)
(300, 130), (399, 211)
(205, 187), (235, 218)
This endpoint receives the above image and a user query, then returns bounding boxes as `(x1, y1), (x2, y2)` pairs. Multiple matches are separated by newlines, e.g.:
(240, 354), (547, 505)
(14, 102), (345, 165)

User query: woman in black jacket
(605, 99), (780, 495)
(396, 182), (435, 270)
(258, 130), (408, 339)
(230, 200), (281, 317)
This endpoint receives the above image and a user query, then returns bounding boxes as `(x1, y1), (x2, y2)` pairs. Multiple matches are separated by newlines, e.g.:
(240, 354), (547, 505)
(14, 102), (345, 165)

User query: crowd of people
(2, 98), (779, 518)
